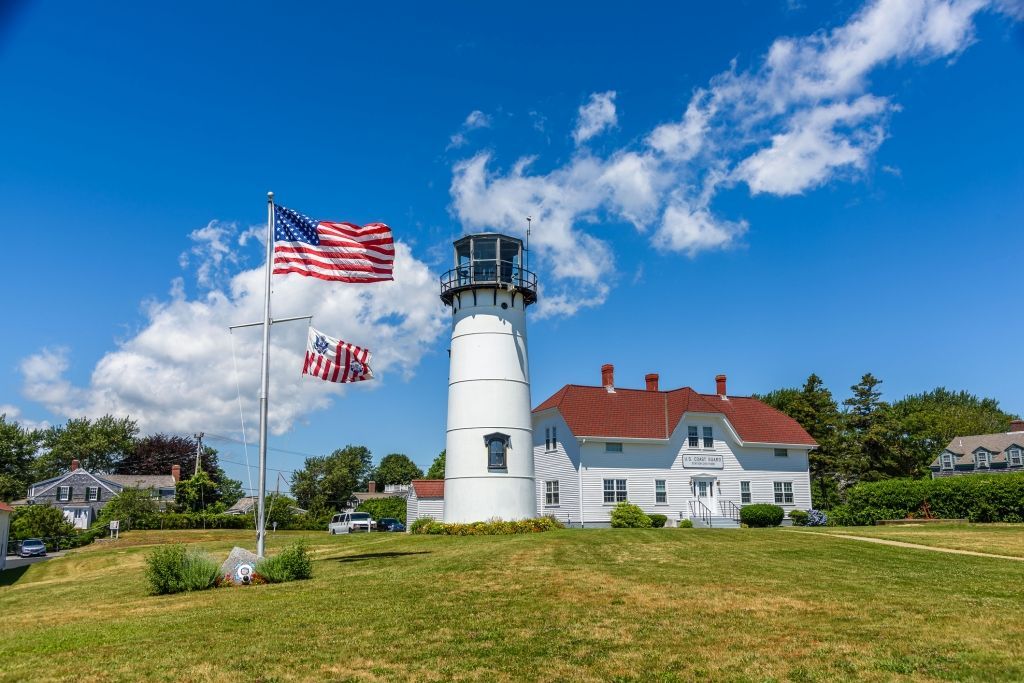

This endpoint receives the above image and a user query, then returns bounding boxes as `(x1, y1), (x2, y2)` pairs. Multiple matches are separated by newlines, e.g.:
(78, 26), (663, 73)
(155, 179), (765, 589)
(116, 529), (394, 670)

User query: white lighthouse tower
(440, 233), (538, 522)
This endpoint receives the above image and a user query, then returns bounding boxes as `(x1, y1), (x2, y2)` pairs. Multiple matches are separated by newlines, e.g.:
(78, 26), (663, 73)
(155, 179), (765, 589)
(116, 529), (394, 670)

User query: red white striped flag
(273, 204), (394, 283)
(302, 327), (374, 384)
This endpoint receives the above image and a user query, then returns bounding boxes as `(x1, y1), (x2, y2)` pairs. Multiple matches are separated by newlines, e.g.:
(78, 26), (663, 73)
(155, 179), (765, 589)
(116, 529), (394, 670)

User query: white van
(328, 512), (375, 534)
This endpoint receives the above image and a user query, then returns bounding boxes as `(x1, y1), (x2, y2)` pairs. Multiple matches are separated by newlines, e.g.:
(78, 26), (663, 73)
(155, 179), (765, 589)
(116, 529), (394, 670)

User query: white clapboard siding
(406, 491), (444, 528)
(533, 412), (581, 525)
(533, 411), (813, 527)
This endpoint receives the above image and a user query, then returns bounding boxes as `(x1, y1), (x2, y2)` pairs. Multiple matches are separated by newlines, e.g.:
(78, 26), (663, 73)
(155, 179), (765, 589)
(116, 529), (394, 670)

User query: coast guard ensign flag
(302, 327), (374, 383)
(273, 205), (394, 283)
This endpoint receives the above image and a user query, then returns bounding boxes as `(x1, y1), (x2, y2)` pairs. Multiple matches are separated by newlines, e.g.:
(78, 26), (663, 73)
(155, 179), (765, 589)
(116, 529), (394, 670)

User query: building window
(545, 481), (559, 506)
(58, 486), (70, 502)
(603, 479), (627, 503)
(605, 442), (623, 453)
(703, 426), (714, 448)
(688, 426), (699, 448)
(975, 451), (990, 469)
(544, 428), (551, 451)
(774, 448), (788, 458)
(484, 432), (509, 470)
(86, 486), (99, 502)
(740, 481), (751, 504)
(940, 453), (954, 470)
(655, 480), (667, 504)
(1010, 448), (1023, 467)
(551, 427), (557, 450)
(773, 481), (794, 504)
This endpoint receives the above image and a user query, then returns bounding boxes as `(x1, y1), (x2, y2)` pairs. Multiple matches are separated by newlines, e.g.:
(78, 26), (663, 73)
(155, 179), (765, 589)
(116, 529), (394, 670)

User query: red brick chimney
(368, 480), (377, 493)
(1010, 419), (1024, 433)
(715, 374), (727, 397)
(601, 364), (614, 390)
(645, 373), (659, 391)
(70, 459), (80, 471)
(171, 464), (181, 482)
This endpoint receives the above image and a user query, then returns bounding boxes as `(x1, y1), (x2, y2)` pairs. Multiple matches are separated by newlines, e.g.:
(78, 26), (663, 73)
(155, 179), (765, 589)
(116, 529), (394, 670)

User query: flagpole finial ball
(267, 191), (274, 201)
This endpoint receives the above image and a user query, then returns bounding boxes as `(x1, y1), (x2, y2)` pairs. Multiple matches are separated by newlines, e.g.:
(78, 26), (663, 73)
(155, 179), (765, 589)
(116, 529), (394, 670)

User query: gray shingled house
(26, 459), (180, 529)
(930, 419), (1024, 478)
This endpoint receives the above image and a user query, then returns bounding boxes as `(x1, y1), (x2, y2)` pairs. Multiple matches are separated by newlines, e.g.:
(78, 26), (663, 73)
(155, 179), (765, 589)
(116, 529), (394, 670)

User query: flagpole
(256, 191), (274, 557)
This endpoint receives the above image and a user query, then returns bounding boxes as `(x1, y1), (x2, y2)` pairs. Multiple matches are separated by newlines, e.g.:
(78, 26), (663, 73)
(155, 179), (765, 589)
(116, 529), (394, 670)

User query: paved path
(786, 530), (1024, 562)
(3, 551), (66, 570)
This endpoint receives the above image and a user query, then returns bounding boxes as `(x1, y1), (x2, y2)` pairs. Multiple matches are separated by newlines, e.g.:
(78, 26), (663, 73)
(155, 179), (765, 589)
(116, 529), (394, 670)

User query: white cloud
(449, 0), (1016, 314)
(573, 91), (618, 145)
(447, 110), (492, 149)
(0, 403), (50, 431)
(20, 227), (447, 436)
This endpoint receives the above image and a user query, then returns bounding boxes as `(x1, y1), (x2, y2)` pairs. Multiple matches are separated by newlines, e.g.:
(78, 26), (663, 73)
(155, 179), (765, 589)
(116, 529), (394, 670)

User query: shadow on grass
(0, 565), (30, 586)
(326, 551), (431, 563)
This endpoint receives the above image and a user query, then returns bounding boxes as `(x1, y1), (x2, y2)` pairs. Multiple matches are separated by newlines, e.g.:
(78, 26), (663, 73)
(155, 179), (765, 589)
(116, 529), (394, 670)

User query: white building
(439, 233), (538, 523)
(0, 502), (11, 571)
(532, 366), (817, 527)
(406, 480), (445, 526)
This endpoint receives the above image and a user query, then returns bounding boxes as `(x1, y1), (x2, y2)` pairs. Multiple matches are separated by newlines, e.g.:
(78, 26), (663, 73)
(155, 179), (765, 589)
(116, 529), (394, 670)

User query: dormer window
(1009, 448), (1023, 467)
(975, 450), (991, 469)
(484, 433), (509, 470)
(940, 453), (954, 470)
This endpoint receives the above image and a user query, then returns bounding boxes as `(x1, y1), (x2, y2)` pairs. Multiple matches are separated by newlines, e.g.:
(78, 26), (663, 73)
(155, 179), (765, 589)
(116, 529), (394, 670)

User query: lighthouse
(439, 233), (538, 522)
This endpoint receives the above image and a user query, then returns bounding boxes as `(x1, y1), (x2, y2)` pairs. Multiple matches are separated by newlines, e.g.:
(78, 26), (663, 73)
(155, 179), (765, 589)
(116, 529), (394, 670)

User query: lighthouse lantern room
(440, 233), (538, 522)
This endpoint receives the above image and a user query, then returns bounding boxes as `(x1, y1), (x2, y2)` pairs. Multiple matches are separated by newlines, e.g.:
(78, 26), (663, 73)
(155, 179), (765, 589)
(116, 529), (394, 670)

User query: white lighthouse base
(442, 476), (536, 523)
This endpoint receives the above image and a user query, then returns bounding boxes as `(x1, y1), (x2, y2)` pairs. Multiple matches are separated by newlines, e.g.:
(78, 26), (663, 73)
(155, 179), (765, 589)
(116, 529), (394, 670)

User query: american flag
(302, 327), (373, 384)
(273, 205), (394, 283)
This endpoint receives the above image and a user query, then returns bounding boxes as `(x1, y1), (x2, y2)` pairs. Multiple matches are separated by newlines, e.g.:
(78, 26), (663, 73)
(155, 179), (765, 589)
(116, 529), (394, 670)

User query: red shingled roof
(534, 385), (816, 446)
(0, 502), (13, 513)
(411, 480), (445, 498)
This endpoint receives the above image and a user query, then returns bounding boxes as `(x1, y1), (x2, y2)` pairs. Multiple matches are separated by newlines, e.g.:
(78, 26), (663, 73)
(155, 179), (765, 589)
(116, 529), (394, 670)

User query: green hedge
(831, 474), (1024, 525)
(356, 496), (407, 525)
(411, 516), (563, 535)
(649, 514), (668, 528)
(610, 502), (652, 528)
(740, 503), (785, 528)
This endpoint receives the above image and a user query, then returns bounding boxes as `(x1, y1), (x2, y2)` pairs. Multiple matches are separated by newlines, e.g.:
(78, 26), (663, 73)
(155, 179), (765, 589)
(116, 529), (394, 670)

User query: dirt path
(785, 529), (1024, 562)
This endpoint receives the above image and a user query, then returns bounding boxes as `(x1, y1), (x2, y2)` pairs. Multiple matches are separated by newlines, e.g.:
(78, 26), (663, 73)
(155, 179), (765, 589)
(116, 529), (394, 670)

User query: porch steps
(691, 516), (740, 529)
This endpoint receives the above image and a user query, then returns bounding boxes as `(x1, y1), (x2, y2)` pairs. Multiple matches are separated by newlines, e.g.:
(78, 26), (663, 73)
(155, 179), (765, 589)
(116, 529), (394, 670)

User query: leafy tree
(356, 496), (407, 524)
(0, 414), (42, 501)
(97, 487), (160, 531)
(214, 471), (245, 508)
(874, 388), (1017, 479)
(117, 434), (244, 507)
(34, 415), (138, 479)
(263, 494), (299, 529)
(291, 445), (372, 515)
(175, 470), (219, 513)
(426, 450), (445, 479)
(372, 453), (423, 488)
(11, 504), (75, 540)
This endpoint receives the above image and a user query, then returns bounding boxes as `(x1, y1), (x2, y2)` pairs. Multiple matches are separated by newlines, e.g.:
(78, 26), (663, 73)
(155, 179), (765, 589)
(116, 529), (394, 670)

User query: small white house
(406, 480), (444, 528)
(0, 502), (12, 571)
(532, 366), (817, 527)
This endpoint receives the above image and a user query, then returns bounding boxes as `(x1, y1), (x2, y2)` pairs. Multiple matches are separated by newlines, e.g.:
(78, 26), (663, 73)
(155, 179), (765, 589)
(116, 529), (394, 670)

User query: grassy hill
(2, 527), (1023, 682)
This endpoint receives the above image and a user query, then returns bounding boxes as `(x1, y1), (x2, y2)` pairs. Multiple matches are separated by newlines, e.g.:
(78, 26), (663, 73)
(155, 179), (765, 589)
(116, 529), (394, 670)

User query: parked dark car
(19, 539), (47, 557)
(376, 518), (406, 532)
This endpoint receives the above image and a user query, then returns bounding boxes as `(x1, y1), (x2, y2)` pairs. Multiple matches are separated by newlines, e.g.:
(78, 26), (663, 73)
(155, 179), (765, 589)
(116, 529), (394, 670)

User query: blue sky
(2, 1), (1022, 490)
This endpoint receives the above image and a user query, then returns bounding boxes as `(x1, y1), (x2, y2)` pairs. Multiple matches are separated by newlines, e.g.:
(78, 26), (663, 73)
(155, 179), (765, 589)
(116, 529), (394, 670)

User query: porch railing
(689, 499), (713, 528)
(720, 500), (742, 523)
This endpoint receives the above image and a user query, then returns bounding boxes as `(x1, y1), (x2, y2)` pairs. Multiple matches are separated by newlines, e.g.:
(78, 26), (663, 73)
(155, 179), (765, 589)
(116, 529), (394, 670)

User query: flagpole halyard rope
(228, 329), (258, 530)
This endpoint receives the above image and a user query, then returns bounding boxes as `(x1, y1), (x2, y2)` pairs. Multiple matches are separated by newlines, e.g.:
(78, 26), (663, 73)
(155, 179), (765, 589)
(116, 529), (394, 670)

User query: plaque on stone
(219, 546), (260, 585)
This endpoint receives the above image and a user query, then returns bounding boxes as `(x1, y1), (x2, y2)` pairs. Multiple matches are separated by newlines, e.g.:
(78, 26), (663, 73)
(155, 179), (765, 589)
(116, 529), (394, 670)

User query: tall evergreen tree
(843, 373), (889, 481)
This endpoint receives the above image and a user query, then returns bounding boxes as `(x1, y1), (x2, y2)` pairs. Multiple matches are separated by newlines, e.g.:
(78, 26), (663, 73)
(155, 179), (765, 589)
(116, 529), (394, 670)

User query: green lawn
(798, 523), (1024, 558)
(3, 527), (1024, 682)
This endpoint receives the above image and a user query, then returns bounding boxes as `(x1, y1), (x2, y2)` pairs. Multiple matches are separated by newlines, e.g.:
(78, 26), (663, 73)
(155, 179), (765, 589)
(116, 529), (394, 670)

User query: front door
(695, 478), (716, 511)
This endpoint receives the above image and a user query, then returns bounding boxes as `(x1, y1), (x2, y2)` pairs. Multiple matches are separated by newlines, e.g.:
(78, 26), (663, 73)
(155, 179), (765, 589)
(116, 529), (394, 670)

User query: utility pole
(194, 432), (205, 477)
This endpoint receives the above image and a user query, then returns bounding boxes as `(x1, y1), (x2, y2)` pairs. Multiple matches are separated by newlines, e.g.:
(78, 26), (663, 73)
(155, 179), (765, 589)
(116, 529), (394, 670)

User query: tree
(175, 470), (219, 513)
(875, 388), (1017, 479)
(356, 496), (407, 524)
(11, 505), (75, 540)
(426, 450), (445, 479)
(266, 494), (298, 529)
(291, 445), (372, 515)
(372, 453), (423, 487)
(97, 487), (159, 531)
(843, 373), (890, 481)
(34, 415), (138, 479)
(0, 414), (42, 501)
(117, 434), (244, 508)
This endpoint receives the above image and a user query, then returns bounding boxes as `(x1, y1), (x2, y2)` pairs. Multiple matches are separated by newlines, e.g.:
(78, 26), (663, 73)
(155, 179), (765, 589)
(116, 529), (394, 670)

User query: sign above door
(683, 453), (724, 469)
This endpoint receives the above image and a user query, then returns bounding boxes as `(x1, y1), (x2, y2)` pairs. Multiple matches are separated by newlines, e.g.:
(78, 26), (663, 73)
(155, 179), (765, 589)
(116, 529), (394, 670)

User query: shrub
(788, 509), (809, 526)
(356, 496), (407, 525)
(11, 505), (75, 540)
(677, 519), (693, 528)
(740, 504), (785, 528)
(410, 516), (564, 535)
(649, 514), (668, 528)
(144, 544), (218, 595)
(257, 542), (313, 583)
(97, 487), (160, 531)
(610, 502), (652, 529)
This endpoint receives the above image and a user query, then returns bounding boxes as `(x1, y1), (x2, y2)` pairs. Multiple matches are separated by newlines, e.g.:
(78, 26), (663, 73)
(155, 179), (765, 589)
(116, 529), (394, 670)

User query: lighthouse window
(484, 432), (509, 470)
(472, 237), (497, 282)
